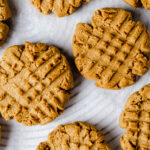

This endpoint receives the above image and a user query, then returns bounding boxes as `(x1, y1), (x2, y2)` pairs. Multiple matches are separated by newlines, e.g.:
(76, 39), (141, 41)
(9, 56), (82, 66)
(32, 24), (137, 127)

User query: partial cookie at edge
(0, 0), (12, 21)
(119, 84), (150, 149)
(36, 121), (110, 150)
(123, 0), (150, 10)
(0, 0), (12, 47)
(30, 0), (90, 17)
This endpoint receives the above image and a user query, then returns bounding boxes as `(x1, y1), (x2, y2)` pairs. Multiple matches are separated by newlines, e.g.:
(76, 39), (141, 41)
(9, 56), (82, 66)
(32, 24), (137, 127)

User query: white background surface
(0, 0), (150, 150)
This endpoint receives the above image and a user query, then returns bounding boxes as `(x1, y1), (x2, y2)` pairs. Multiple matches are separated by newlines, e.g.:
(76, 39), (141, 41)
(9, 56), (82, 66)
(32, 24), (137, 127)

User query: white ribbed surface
(0, 0), (150, 150)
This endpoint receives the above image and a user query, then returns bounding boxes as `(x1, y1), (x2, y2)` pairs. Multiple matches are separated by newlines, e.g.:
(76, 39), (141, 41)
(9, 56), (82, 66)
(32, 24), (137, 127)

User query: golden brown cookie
(0, 0), (12, 47)
(36, 121), (110, 150)
(0, 42), (74, 126)
(30, 0), (90, 17)
(119, 84), (150, 149)
(0, 0), (12, 21)
(123, 0), (150, 9)
(72, 8), (150, 90)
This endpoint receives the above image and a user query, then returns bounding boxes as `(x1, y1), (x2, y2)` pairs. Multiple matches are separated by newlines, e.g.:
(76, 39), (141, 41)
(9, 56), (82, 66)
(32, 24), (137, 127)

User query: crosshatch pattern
(0, 42), (74, 126)
(119, 84), (150, 149)
(30, 0), (90, 17)
(1, 0), (150, 149)
(73, 8), (150, 89)
(37, 121), (111, 150)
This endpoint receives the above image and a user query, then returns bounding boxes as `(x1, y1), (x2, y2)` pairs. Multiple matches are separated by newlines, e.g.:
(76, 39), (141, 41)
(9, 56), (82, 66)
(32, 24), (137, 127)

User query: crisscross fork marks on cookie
(0, 42), (74, 125)
(121, 129), (150, 150)
(73, 8), (150, 89)
(36, 121), (110, 150)
(119, 84), (150, 149)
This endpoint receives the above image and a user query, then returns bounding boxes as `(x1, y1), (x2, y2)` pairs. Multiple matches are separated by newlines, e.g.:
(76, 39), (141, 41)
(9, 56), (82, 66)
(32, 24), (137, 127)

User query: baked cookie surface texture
(0, 42), (74, 126)
(73, 8), (150, 90)
(123, 0), (150, 9)
(36, 121), (110, 150)
(119, 84), (150, 149)
(30, 0), (90, 17)
(0, 0), (12, 47)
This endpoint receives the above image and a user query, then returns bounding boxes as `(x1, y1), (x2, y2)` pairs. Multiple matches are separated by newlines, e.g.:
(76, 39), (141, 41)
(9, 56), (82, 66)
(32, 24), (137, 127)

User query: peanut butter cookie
(119, 84), (150, 149)
(0, 42), (74, 126)
(36, 121), (110, 150)
(123, 0), (150, 10)
(73, 8), (150, 89)
(30, 0), (90, 17)
(0, 0), (12, 47)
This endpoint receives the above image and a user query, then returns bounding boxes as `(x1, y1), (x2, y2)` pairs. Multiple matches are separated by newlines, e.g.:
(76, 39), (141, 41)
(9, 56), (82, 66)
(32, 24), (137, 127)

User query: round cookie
(73, 8), (150, 90)
(119, 84), (150, 149)
(36, 121), (110, 150)
(0, 0), (12, 47)
(123, 0), (150, 10)
(0, 42), (74, 126)
(29, 0), (90, 17)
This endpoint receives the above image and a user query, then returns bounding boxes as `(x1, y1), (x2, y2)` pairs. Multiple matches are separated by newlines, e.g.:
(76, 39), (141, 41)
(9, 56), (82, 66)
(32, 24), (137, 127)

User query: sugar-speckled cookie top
(123, 0), (150, 10)
(0, 0), (12, 47)
(30, 0), (90, 17)
(73, 8), (150, 90)
(0, 42), (74, 126)
(119, 84), (150, 149)
(36, 121), (110, 150)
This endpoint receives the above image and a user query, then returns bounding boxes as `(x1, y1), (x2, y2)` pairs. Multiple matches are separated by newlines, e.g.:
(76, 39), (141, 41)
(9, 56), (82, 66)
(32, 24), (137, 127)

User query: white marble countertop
(0, 0), (150, 150)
